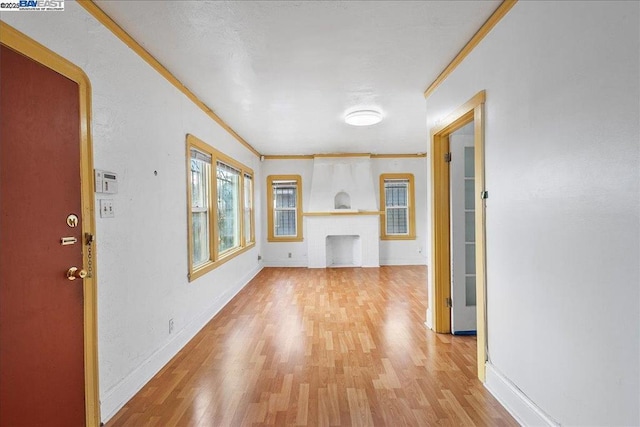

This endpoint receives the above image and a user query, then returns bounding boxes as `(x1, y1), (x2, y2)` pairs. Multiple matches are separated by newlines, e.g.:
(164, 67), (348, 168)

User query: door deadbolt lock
(66, 214), (79, 228)
(66, 267), (87, 281)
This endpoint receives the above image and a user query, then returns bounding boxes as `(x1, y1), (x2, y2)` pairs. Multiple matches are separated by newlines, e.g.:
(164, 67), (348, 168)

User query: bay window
(186, 134), (255, 281)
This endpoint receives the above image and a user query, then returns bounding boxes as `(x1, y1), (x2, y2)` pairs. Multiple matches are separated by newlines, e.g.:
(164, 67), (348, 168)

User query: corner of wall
(425, 307), (433, 330)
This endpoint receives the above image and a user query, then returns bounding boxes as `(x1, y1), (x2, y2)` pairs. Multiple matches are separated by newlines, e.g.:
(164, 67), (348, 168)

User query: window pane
(275, 210), (297, 236)
(465, 275), (477, 306)
(386, 207), (408, 234)
(192, 211), (209, 267)
(465, 211), (475, 243)
(464, 146), (475, 178)
(190, 150), (211, 268)
(384, 180), (408, 207)
(244, 174), (253, 243)
(217, 162), (240, 253)
(465, 179), (475, 210)
(465, 243), (476, 275)
(191, 158), (209, 210)
(270, 179), (300, 239)
(274, 186), (297, 208)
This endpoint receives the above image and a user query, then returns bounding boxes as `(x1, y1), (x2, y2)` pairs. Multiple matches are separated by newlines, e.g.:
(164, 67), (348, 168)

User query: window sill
(188, 242), (256, 282)
(381, 235), (416, 241)
(267, 237), (304, 243)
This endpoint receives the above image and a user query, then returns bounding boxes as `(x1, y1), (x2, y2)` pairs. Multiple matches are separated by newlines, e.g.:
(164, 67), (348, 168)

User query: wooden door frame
(430, 90), (487, 381)
(0, 22), (100, 425)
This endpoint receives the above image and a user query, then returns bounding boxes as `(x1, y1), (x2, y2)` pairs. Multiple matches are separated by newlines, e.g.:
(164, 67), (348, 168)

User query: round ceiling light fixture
(344, 109), (383, 126)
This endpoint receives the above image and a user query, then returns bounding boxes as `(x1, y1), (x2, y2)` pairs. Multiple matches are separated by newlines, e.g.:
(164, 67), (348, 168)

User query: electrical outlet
(288, 252), (292, 258)
(169, 318), (174, 334)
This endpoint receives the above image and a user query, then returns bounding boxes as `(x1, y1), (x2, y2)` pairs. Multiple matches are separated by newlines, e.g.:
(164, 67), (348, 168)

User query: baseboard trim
(452, 330), (476, 336)
(262, 260), (427, 268)
(485, 362), (560, 426)
(379, 259), (427, 266)
(262, 260), (308, 268)
(100, 265), (263, 423)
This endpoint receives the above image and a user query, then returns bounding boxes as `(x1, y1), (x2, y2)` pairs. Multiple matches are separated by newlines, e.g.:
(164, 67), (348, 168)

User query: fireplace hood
(306, 156), (380, 268)
(308, 156), (377, 213)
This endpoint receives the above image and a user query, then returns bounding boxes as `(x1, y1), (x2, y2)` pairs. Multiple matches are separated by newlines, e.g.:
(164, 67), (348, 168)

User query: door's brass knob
(66, 267), (87, 280)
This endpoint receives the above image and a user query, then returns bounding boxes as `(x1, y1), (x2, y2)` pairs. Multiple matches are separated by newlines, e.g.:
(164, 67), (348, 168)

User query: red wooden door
(0, 45), (86, 426)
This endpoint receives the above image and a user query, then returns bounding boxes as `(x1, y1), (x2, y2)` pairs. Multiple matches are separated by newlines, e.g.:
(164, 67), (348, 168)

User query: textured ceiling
(95, 0), (501, 155)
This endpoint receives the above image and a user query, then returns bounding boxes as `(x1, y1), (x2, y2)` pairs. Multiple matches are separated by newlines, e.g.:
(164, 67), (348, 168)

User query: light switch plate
(99, 199), (115, 218)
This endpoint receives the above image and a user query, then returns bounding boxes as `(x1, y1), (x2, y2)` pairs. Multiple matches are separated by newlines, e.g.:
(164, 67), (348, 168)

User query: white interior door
(449, 124), (477, 334)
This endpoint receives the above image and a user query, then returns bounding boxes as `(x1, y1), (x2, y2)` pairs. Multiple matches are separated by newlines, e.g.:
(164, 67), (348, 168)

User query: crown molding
(77, 0), (261, 158)
(262, 153), (427, 160)
(423, 0), (518, 99)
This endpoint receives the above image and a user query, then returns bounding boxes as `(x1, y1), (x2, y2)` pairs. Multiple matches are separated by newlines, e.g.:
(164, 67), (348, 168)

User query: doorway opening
(429, 90), (487, 380)
(449, 122), (477, 335)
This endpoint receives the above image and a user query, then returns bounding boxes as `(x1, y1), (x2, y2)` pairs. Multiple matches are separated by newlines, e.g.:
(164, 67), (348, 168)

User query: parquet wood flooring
(107, 266), (517, 426)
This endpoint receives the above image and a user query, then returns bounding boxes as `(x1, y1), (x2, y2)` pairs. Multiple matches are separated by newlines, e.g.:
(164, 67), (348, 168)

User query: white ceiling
(95, 0), (501, 155)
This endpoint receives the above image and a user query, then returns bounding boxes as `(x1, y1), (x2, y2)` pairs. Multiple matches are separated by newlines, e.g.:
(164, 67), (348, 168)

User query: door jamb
(430, 90), (487, 381)
(0, 22), (101, 425)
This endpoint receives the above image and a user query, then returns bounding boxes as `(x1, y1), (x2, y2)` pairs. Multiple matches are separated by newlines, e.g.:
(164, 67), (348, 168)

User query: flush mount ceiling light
(344, 110), (383, 126)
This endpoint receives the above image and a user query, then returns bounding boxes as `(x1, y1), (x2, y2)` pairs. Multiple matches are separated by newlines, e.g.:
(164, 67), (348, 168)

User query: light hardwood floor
(107, 266), (516, 426)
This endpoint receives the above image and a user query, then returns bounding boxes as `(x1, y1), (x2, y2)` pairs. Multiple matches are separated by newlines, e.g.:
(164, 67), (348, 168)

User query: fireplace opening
(326, 235), (361, 267)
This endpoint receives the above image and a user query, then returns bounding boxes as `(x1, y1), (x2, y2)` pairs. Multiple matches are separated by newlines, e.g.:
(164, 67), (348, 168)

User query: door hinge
(444, 152), (452, 163)
(446, 297), (453, 308)
(481, 191), (489, 199)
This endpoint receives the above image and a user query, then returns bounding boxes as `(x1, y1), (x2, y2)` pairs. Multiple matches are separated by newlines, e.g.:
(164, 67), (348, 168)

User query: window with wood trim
(243, 173), (254, 245)
(186, 134), (255, 281)
(267, 175), (303, 242)
(380, 173), (416, 240)
(190, 149), (212, 268)
(217, 161), (241, 254)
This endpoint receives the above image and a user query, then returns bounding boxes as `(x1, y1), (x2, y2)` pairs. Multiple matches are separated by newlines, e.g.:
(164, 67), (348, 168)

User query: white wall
(261, 159), (313, 266)
(261, 157), (428, 267)
(371, 157), (428, 266)
(308, 157), (377, 212)
(426, 1), (639, 425)
(3, 2), (263, 422)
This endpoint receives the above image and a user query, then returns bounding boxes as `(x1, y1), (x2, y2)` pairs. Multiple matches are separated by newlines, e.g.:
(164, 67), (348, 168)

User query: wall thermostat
(95, 169), (118, 194)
